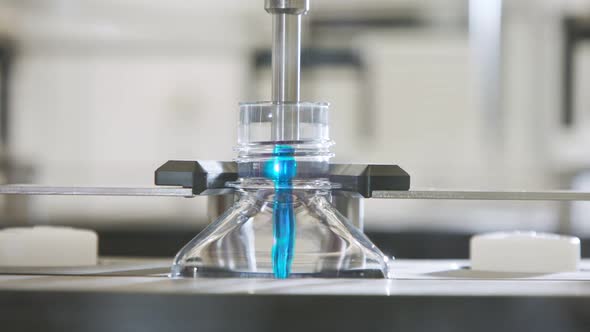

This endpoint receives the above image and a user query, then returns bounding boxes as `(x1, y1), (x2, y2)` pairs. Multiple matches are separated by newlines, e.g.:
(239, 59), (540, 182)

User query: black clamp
(155, 161), (410, 198)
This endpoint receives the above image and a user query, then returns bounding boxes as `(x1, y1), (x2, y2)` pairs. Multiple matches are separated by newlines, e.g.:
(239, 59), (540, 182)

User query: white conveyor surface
(2, 259), (590, 297)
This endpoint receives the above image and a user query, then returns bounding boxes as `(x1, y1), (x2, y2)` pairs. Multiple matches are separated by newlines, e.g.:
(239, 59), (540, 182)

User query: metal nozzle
(265, 0), (310, 15)
(265, 0), (309, 103)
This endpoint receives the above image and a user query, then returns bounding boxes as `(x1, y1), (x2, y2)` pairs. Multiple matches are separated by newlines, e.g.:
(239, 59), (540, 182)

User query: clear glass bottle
(171, 102), (391, 278)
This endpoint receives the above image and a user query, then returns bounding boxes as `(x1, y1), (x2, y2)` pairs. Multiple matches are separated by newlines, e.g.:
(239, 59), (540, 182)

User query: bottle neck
(229, 140), (334, 191)
(236, 141), (333, 179)
(236, 102), (332, 187)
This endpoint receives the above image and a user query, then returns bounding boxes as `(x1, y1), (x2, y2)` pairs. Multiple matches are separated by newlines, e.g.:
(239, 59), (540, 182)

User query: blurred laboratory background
(1, 0), (590, 258)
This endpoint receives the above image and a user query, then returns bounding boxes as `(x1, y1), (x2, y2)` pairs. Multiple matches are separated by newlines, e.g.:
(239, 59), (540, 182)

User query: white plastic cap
(0, 226), (98, 267)
(470, 231), (580, 273)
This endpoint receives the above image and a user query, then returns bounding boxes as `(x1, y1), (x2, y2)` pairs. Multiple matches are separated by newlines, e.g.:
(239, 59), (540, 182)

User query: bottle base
(171, 266), (388, 279)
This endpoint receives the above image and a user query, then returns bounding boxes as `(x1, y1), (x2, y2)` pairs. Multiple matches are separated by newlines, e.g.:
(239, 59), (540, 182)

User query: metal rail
(1, 185), (590, 202)
(372, 190), (590, 201)
(0, 185), (194, 197)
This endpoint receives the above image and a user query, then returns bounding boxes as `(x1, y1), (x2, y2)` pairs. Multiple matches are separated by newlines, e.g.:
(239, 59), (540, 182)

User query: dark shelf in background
(95, 228), (589, 259)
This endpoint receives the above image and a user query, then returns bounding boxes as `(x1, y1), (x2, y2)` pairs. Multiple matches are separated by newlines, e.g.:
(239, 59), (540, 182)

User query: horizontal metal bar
(372, 190), (590, 201)
(2, 185), (590, 202)
(0, 185), (194, 197)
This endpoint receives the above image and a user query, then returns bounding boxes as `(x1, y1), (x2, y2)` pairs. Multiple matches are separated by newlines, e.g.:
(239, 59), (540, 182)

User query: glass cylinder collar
(238, 102), (331, 144)
(236, 101), (334, 186)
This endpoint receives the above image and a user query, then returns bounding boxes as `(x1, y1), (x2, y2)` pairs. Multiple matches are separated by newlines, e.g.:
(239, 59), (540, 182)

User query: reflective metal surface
(1, 185), (590, 202)
(265, 0), (310, 15)
(266, 0), (309, 104)
(0, 185), (194, 197)
(5, 259), (590, 293)
(267, 4), (305, 140)
(270, 14), (301, 103)
(332, 192), (364, 230)
(373, 190), (590, 201)
(206, 193), (236, 222)
(0, 258), (170, 276)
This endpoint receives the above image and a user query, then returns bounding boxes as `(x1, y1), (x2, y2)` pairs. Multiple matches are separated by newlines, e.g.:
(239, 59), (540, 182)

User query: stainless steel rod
(265, 0), (309, 141)
(0, 185), (194, 197)
(372, 190), (590, 201)
(2, 185), (590, 202)
(271, 13), (301, 103)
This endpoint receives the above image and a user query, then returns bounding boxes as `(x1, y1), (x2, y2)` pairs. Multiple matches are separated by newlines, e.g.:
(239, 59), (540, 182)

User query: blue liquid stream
(264, 145), (297, 279)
